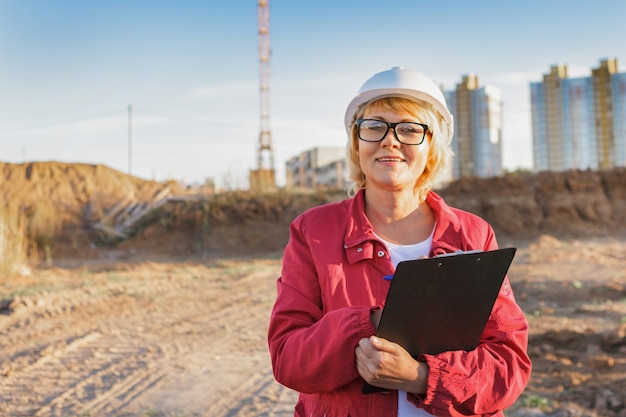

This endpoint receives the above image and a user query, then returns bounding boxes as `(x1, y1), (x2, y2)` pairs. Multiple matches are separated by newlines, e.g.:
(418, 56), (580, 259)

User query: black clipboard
(362, 247), (517, 394)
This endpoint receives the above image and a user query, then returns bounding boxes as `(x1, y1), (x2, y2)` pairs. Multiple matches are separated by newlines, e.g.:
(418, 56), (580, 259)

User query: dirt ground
(1, 235), (625, 417)
(1, 162), (626, 417)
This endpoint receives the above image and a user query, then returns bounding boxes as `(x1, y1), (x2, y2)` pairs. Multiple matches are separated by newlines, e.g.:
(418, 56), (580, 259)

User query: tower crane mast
(249, 0), (276, 191)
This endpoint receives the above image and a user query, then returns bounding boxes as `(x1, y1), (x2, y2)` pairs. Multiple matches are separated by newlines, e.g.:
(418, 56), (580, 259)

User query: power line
(0, 107), (256, 135)
(133, 108), (252, 128)
(0, 109), (125, 133)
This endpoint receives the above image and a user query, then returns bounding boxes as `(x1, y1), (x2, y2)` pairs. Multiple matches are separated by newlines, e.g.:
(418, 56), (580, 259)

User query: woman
(268, 67), (531, 417)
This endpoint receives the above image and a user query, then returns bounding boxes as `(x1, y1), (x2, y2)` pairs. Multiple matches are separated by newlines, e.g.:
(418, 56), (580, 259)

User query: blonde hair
(346, 97), (453, 202)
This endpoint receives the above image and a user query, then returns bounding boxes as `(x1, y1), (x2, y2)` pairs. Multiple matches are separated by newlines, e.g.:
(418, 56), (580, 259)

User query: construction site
(1, 2), (626, 417)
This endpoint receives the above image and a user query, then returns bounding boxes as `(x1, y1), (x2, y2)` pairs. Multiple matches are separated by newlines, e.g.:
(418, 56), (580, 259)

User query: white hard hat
(344, 67), (454, 142)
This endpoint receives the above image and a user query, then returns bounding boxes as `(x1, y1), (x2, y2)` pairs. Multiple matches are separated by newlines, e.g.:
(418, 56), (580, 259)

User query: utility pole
(128, 104), (133, 175)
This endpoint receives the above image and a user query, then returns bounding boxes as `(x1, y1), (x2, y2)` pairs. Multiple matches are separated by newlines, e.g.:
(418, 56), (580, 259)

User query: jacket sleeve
(267, 215), (375, 393)
(411, 226), (532, 416)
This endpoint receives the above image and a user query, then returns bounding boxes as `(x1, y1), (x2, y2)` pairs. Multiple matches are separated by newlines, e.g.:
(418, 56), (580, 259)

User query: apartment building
(285, 147), (346, 189)
(530, 58), (626, 171)
(445, 75), (504, 179)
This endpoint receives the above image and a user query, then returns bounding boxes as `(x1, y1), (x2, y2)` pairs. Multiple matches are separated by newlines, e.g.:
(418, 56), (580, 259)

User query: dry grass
(0, 204), (33, 275)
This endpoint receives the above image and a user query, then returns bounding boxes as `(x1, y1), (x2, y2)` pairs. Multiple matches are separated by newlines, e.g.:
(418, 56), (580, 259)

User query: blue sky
(1, 1), (625, 188)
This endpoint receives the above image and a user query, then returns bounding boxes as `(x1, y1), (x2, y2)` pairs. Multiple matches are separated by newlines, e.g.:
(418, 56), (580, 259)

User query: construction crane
(249, 0), (277, 191)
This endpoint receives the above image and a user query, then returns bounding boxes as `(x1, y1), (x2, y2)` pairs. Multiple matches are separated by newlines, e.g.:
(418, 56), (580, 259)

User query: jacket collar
(342, 191), (378, 264)
(343, 191), (375, 248)
(341, 190), (465, 261)
(426, 192), (465, 256)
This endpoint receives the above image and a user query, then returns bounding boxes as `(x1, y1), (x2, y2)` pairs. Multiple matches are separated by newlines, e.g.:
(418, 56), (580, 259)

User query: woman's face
(358, 104), (430, 194)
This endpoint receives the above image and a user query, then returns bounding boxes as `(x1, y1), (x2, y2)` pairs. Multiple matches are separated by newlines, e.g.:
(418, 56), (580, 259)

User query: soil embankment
(2, 162), (624, 259)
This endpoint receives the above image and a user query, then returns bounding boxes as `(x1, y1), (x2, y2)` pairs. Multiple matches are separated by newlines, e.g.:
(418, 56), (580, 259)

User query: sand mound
(1, 161), (624, 260)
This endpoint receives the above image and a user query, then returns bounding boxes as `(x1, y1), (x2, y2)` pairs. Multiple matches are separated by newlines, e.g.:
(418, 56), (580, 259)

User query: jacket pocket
(294, 396), (350, 417)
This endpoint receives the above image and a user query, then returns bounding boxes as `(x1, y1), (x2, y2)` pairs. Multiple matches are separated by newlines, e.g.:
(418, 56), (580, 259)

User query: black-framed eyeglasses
(356, 119), (429, 145)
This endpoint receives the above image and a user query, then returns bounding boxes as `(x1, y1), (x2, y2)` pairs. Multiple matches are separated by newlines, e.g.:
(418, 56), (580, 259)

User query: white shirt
(377, 228), (434, 417)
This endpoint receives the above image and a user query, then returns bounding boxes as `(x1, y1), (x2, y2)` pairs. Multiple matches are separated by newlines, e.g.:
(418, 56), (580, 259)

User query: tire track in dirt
(1, 320), (169, 416)
(201, 365), (296, 417)
(203, 263), (299, 417)
(0, 284), (176, 416)
(111, 259), (300, 417)
(118, 260), (300, 416)
(1, 258), (300, 416)
(1, 264), (194, 415)
(78, 371), (166, 415)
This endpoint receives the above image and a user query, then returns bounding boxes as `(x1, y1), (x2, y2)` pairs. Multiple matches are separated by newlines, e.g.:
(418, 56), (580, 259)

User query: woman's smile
(376, 155), (406, 164)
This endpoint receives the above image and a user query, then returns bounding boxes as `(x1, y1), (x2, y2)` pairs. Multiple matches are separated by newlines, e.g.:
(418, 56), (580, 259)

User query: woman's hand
(355, 336), (428, 394)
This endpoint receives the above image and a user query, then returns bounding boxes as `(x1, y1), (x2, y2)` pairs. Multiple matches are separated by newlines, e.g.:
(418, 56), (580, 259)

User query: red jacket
(268, 191), (531, 417)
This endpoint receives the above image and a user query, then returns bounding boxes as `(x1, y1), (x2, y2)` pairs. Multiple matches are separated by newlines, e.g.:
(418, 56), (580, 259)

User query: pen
(435, 249), (483, 258)
(384, 275), (394, 281)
